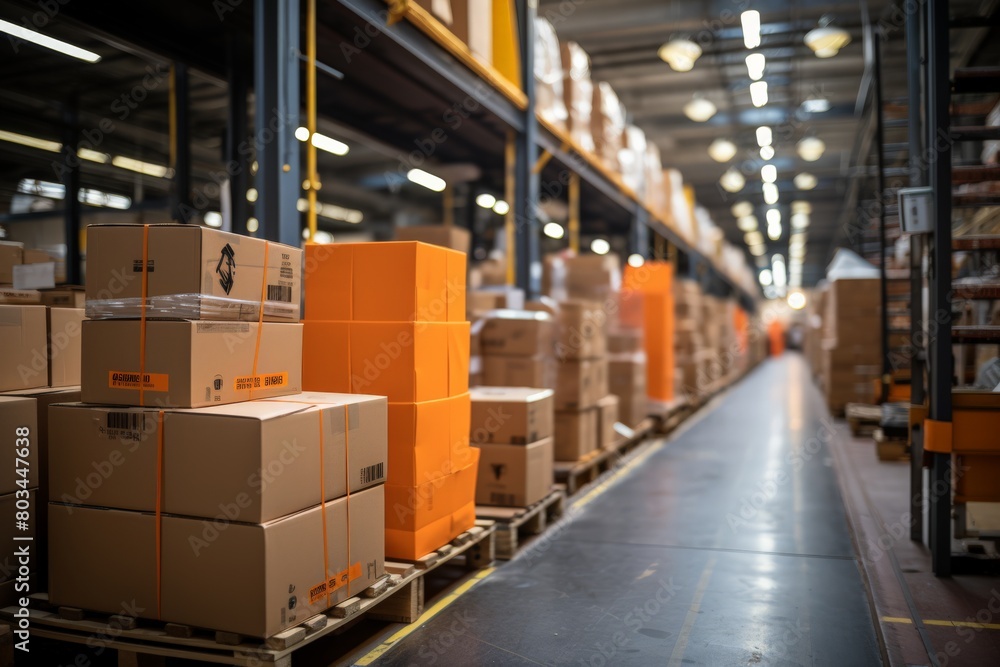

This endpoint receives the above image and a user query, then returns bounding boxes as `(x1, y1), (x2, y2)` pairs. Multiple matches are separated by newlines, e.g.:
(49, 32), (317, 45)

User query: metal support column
(874, 32), (890, 403)
(169, 63), (192, 223)
(227, 39), (250, 233)
(907, 0), (926, 543)
(61, 104), (81, 285)
(514, 0), (540, 297)
(927, 0), (953, 577)
(254, 0), (301, 246)
(631, 206), (649, 258)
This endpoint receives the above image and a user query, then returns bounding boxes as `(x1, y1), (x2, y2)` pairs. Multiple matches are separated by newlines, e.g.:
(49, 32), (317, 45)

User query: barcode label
(107, 412), (142, 430)
(360, 462), (384, 485)
(490, 492), (516, 506)
(266, 284), (292, 302)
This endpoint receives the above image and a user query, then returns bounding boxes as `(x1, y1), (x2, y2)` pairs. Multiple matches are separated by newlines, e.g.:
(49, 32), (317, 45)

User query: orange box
(384, 447), (479, 560)
(624, 263), (674, 401)
(302, 321), (470, 402)
(387, 393), (471, 486)
(304, 242), (466, 323)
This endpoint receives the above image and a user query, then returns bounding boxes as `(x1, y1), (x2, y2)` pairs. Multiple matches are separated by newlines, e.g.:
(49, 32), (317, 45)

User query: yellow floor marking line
(355, 566), (496, 665)
(881, 616), (1000, 631)
(667, 556), (718, 667)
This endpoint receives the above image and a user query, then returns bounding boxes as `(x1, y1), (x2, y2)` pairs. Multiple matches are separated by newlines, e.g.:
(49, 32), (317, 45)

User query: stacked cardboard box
(470, 387), (554, 506)
(302, 241), (476, 561)
(623, 261), (675, 406)
(47, 226), (379, 640)
(605, 288), (646, 427)
(821, 278), (882, 413)
(673, 279), (703, 395)
(560, 41), (595, 153)
(478, 310), (557, 389)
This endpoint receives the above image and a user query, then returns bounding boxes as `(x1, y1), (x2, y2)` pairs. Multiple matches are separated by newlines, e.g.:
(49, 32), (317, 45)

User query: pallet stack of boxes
(47, 224), (388, 640)
(302, 241), (476, 561)
(469, 387), (555, 507)
(623, 261), (675, 409)
(477, 310), (557, 390)
(607, 290), (647, 428)
(821, 277), (882, 414)
(672, 278), (703, 398)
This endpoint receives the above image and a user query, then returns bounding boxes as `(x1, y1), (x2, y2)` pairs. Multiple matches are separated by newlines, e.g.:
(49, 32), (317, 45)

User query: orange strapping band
(924, 419), (953, 454)
(249, 241), (270, 400)
(155, 410), (164, 618)
(139, 226), (150, 406)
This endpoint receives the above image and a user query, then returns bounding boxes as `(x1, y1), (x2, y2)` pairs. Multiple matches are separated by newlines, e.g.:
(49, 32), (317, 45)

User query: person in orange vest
(768, 319), (785, 356)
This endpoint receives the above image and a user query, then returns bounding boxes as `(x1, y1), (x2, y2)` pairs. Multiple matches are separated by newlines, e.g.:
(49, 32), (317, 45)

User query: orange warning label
(308, 562), (363, 605)
(109, 371), (169, 391)
(234, 372), (288, 392)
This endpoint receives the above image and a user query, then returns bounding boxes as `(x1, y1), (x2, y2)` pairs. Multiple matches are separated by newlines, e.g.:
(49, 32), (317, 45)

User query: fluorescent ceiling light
(658, 39), (702, 72)
(797, 137), (825, 161)
(763, 182), (779, 205)
(406, 168), (446, 192)
(294, 127), (310, 141)
(750, 81), (768, 107)
(741, 11), (761, 49)
(805, 25), (851, 58)
(792, 201), (812, 215)
(791, 212), (810, 229)
(708, 138), (738, 162)
(756, 126), (772, 148)
(320, 202), (364, 223)
(794, 172), (817, 190)
(246, 188), (258, 203)
(17, 178), (130, 209)
(543, 222), (565, 239)
(475, 193), (497, 209)
(493, 200), (510, 215)
(731, 201), (754, 218)
(0, 129), (60, 152)
(737, 215), (758, 232)
(720, 168), (746, 193)
(246, 217), (259, 233)
(767, 222), (781, 240)
(766, 209), (781, 225)
(745, 53), (765, 81)
(760, 146), (774, 160)
(78, 147), (110, 163)
(590, 238), (611, 255)
(787, 291), (806, 309)
(627, 253), (645, 268)
(111, 156), (168, 178)
(759, 269), (773, 286)
(683, 96), (717, 122)
(0, 18), (101, 63)
(745, 231), (764, 246)
(750, 244), (766, 257)
(772, 256), (787, 287)
(761, 164), (777, 184)
(204, 211), (223, 228)
(303, 229), (334, 244)
(310, 132), (349, 156)
(801, 98), (830, 113)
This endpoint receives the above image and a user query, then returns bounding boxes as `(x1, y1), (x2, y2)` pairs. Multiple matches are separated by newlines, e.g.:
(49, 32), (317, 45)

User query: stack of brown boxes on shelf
(470, 387), (555, 507)
(302, 241), (475, 562)
(820, 277), (882, 414)
(607, 291), (647, 428)
(48, 225), (388, 639)
(467, 286), (525, 388)
(673, 278), (704, 397)
(478, 310), (557, 389)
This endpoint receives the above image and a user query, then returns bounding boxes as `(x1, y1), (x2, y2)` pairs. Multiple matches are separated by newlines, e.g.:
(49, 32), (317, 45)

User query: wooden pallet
(554, 415), (662, 495)
(0, 521), (495, 666)
(873, 428), (909, 461)
(846, 402), (882, 437)
(476, 488), (566, 559)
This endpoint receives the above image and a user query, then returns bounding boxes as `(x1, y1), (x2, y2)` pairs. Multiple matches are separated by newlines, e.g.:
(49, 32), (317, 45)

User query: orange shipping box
(596, 394), (619, 449)
(303, 321), (469, 402)
(81, 320), (302, 408)
(47, 307), (84, 388)
(470, 387), (554, 444)
(304, 242), (465, 323)
(474, 438), (553, 507)
(481, 355), (555, 388)
(85, 224), (301, 322)
(554, 408), (598, 461)
(478, 310), (555, 357)
(0, 305), (47, 392)
(384, 447), (479, 560)
(554, 358), (608, 410)
(386, 394), (470, 487)
(49, 485), (384, 638)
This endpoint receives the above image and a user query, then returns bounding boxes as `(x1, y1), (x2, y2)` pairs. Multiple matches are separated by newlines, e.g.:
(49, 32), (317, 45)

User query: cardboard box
(39, 287), (85, 308)
(50, 394), (385, 521)
(474, 438), (553, 506)
(0, 289), (41, 305)
(554, 408), (597, 461)
(81, 320), (302, 408)
(49, 485), (384, 638)
(0, 490), (37, 584)
(85, 224), (301, 322)
(0, 241), (22, 284)
(384, 447), (479, 560)
(609, 354), (647, 396)
(0, 398), (38, 495)
(481, 355), (556, 389)
(303, 321), (469, 403)
(617, 389), (648, 427)
(596, 394), (619, 449)
(304, 242), (465, 323)
(386, 394), (470, 487)
(623, 262), (674, 402)
(470, 387), (554, 445)
(468, 287), (525, 315)
(554, 359), (608, 410)
(13, 262), (55, 290)
(608, 329), (643, 354)
(479, 311), (555, 357)
(555, 301), (607, 360)
(395, 225), (471, 254)
(0, 306), (47, 392)
(22, 249), (51, 264)
(47, 307), (84, 388)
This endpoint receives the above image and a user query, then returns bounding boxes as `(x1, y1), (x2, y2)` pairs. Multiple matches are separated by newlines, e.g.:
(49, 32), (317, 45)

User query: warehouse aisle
(368, 353), (882, 666)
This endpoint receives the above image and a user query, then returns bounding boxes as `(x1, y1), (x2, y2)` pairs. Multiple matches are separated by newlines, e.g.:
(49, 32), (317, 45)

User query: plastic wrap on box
(534, 16), (567, 130)
(620, 125), (647, 195)
(86, 293), (296, 322)
(592, 81), (625, 173)
(560, 41), (595, 153)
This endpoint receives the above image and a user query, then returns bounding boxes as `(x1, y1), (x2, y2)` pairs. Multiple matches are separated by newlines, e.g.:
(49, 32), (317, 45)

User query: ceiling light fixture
(493, 200), (510, 215)
(683, 95), (717, 122)
(761, 164), (777, 184)
(745, 53), (766, 81)
(767, 222), (781, 240)
(475, 193), (497, 209)
(732, 201), (754, 218)
(801, 98), (831, 113)
(741, 10), (761, 49)
(745, 231), (764, 246)
(406, 168), (447, 192)
(805, 20), (851, 58)
(787, 291), (806, 309)
(77, 147), (110, 163)
(310, 132), (349, 156)
(760, 146), (775, 160)
(797, 136), (825, 161)
(791, 212), (810, 229)
(591, 238), (611, 255)
(708, 138), (738, 162)
(759, 269), (773, 287)
(763, 182), (779, 205)
(0, 129), (61, 153)
(738, 215), (759, 232)
(543, 222), (565, 239)
(658, 38), (702, 72)
(720, 168), (746, 193)
(204, 211), (223, 228)
(750, 244), (766, 257)
(628, 254), (645, 268)
(111, 156), (169, 178)
(756, 126), (772, 148)
(766, 209), (781, 225)
(794, 172), (817, 190)
(246, 217), (259, 233)
(749, 81), (768, 107)
(0, 18), (101, 62)
(792, 201), (812, 215)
